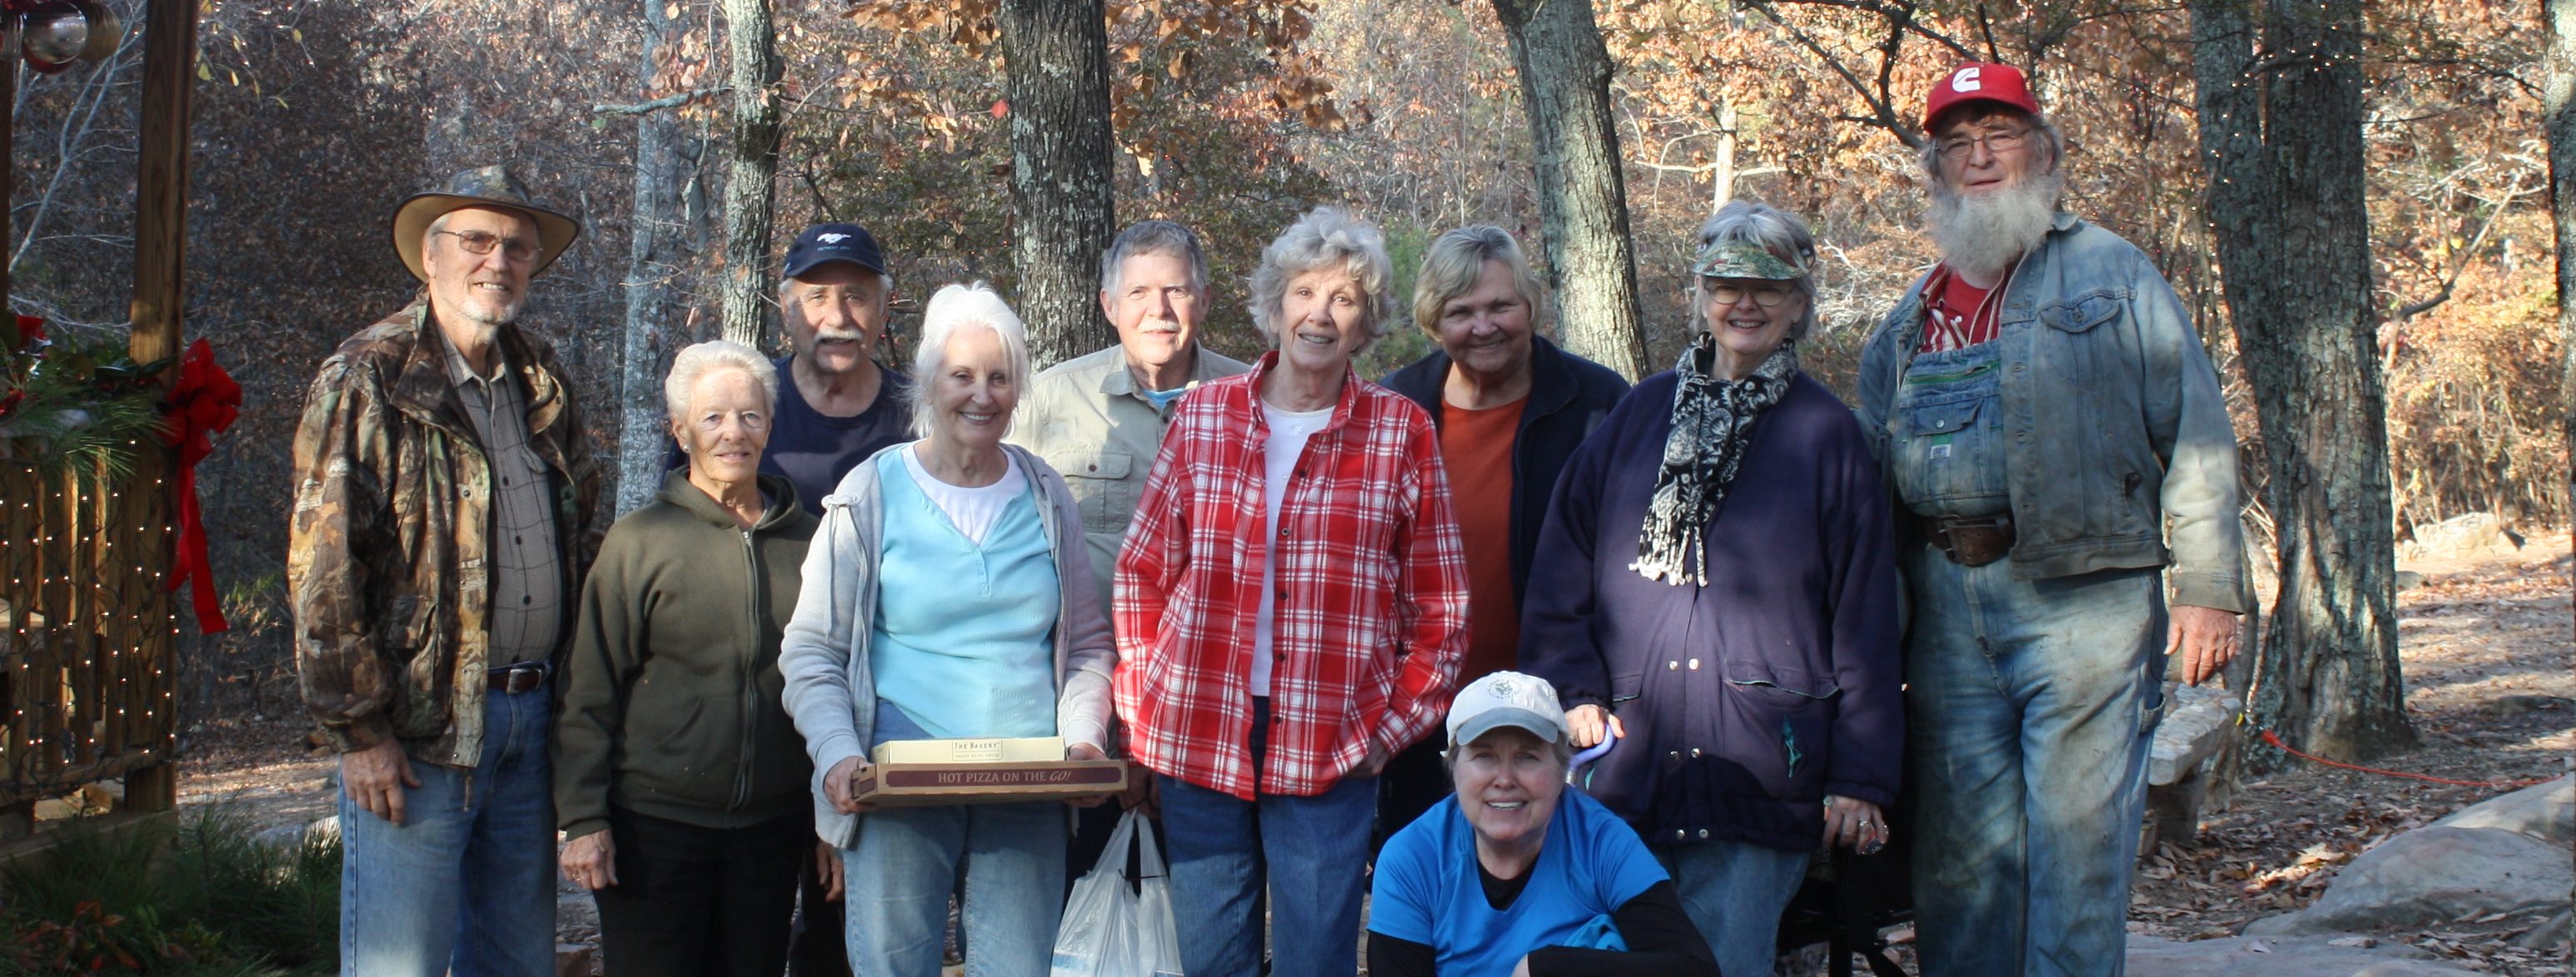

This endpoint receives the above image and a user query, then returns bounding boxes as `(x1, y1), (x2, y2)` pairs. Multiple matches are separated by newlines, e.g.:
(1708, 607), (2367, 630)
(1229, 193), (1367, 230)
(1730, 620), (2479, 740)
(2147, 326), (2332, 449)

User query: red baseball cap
(1924, 62), (2040, 132)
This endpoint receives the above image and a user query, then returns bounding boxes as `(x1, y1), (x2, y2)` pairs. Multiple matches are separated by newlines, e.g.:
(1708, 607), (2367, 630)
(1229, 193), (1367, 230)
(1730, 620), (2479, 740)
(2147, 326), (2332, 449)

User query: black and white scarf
(1630, 336), (1800, 586)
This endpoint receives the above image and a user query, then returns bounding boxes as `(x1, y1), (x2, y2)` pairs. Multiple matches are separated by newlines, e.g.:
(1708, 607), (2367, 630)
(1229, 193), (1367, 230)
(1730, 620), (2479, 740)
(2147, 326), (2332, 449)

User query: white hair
(1248, 206), (1394, 350)
(664, 340), (778, 419)
(907, 282), (1033, 439)
(1920, 107), (2068, 279)
(1691, 200), (1822, 342)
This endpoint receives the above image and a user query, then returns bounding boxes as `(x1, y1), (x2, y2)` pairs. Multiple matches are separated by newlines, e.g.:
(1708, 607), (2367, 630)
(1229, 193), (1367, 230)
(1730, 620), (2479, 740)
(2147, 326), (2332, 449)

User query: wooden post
(0, 16), (13, 315)
(121, 0), (200, 815)
(130, 0), (198, 367)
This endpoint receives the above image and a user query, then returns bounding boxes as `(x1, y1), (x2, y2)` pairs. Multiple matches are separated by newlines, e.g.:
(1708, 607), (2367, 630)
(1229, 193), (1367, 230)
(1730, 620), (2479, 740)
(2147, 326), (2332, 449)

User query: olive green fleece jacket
(553, 470), (818, 841)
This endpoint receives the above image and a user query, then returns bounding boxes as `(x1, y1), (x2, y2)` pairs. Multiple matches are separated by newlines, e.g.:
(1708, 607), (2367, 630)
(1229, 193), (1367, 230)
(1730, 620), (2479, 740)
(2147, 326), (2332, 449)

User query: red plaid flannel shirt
(1113, 354), (1469, 800)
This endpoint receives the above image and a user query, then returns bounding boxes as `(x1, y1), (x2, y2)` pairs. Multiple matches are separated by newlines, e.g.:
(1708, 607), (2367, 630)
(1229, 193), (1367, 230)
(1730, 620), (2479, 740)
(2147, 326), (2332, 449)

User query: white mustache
(813, 330), (868, 344)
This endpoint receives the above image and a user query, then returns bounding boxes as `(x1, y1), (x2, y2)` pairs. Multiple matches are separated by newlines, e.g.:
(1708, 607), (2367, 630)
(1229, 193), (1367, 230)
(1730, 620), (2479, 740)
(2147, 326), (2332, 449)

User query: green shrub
(0, 806), (339, 975)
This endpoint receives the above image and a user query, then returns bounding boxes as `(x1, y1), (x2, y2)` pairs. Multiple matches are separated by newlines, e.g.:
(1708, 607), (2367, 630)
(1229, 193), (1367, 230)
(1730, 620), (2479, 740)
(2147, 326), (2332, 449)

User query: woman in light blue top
(778, 282), (1116, 976)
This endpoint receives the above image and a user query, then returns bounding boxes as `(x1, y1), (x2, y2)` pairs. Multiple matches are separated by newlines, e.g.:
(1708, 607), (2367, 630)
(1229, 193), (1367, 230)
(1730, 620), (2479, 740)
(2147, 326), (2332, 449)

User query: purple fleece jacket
(1520, 369), (1901, 852)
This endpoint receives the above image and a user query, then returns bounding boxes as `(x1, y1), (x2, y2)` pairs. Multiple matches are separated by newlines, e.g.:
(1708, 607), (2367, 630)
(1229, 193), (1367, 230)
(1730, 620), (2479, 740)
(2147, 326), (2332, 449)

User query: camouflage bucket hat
(1689, 238), (1805, 280)
(388, 165), (582, 281)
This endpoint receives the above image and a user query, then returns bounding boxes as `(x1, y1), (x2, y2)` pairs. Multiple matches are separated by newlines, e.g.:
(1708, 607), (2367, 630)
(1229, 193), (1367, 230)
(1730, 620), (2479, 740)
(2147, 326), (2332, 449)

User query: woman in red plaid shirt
(1112, 206), (1471, 977)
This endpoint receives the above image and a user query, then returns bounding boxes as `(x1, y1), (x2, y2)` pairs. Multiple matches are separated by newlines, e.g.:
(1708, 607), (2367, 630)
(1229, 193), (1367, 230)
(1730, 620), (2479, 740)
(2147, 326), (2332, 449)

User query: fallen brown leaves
(2129, 538), (2574, 975)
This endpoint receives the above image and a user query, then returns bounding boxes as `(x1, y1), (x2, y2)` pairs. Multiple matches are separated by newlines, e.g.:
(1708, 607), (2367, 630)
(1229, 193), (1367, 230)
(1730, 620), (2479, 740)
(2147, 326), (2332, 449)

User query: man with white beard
(1855, 63), (2249, 975)
(1009, 220), (1249, 883)
(290, 166), (601, 975)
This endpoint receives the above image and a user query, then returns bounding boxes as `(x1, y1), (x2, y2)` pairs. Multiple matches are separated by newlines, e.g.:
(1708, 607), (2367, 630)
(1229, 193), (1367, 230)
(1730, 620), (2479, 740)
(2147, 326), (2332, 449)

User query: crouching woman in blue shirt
(1368, 672), (1719, 976)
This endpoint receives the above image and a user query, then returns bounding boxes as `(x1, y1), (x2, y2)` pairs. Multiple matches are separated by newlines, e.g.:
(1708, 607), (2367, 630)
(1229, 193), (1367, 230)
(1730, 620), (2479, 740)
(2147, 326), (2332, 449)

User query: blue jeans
(840, 702), (1067, 976)
(1904, 544), (2167, 976)
(339, 687), (558, 977)
(1159, 698), (1376, 977)
(1656, 840), (1811, 977)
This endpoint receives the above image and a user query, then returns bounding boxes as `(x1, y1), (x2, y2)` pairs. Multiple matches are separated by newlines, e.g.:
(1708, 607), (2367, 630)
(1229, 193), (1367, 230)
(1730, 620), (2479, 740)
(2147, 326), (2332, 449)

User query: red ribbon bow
(162, 339), (240, 632)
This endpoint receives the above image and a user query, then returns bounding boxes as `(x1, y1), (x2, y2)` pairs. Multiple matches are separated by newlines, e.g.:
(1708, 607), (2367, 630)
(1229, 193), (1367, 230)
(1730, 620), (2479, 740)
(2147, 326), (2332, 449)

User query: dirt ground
(168, 534), (2574, 975)
(2118, 533), (2574, 975)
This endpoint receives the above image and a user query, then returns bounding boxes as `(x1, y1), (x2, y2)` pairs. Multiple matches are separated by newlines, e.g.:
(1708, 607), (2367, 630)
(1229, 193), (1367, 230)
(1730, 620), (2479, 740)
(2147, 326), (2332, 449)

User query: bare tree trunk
(996, 0), (1117, 368)
(2191, 0), (2414, 763)
(2551, 0), (2576, 534)
(1710, 98), (1738, 213)
(613, 0), (695, 515)
(717, 0), (780, 350)
(1491, 0), (1648, 379)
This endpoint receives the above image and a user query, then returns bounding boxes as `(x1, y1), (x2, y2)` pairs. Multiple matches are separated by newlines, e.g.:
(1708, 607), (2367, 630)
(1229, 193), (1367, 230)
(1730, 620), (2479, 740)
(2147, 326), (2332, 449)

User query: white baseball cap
(1446, 671), (1569, 750)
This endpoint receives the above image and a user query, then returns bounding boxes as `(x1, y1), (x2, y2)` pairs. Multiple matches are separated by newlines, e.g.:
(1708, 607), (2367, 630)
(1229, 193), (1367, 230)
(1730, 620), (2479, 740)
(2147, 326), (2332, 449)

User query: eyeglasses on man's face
(436, 229), (541, 263)
(1936, 127), (2030, 161)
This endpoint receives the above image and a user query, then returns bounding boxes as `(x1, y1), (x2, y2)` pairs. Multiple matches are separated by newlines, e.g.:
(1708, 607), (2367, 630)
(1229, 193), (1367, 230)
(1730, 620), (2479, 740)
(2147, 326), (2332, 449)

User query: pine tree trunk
(996, 0), (1117, 369)
(2549, 0), (2576, 527)
(2190, 0), (2414, 763)
(1491, 0), (1647, 379)
(717, 0), (780, 350)
(613, 0), (695, 516)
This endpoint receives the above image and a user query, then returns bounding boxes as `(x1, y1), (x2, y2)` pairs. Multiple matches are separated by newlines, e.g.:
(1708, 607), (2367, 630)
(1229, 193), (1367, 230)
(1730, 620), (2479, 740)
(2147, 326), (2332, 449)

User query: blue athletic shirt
(1368, 789), (1669, 975)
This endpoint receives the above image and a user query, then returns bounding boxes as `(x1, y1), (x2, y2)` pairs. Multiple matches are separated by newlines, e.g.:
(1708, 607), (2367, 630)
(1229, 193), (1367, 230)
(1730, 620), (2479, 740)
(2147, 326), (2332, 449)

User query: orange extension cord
(2258, 729), (2559, 790)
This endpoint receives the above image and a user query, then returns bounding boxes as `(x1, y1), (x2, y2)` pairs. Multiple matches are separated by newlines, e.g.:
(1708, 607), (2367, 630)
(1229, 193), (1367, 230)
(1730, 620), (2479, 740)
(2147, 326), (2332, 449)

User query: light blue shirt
(867, 450), (1060, 739)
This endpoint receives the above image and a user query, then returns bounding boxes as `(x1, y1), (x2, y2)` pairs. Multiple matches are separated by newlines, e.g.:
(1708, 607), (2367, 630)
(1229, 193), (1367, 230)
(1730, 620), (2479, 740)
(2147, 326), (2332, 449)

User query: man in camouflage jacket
(288, 166), (601, 976)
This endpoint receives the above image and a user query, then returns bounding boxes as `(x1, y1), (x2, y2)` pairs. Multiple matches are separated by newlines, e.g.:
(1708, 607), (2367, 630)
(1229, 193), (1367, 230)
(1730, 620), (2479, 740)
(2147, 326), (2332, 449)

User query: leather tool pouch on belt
(1926, 513), (2015, 567)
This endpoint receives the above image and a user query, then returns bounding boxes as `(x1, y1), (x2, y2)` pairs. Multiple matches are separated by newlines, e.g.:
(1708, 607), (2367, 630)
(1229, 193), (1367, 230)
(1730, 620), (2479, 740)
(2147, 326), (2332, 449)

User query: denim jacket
(1857, 214), (2250, 612)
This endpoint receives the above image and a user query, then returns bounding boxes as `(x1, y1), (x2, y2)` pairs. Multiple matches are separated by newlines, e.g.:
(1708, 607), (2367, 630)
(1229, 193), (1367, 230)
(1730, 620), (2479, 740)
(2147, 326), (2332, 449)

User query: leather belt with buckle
(1924, 513), (2015, 567)
(487, 662), (548, 694)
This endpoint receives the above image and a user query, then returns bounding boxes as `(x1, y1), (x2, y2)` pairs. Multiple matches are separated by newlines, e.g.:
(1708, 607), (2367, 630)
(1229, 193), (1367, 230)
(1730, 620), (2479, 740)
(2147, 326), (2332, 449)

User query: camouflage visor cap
(1688, 239), (1806, 281)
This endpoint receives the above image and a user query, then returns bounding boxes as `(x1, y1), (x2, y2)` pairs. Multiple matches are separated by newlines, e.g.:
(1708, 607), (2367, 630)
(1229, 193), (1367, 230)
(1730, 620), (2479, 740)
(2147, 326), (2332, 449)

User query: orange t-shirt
(1439, 396), (1527, 683)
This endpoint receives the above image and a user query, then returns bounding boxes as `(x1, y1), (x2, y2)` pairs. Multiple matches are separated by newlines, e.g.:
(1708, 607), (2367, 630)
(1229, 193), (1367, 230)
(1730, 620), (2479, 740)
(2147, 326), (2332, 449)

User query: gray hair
(1410, 226), (1545, 341)
(907, 282), (1032, 439)
(1248, 206), (1394, 350)
(1919, 106), (2067, 191)
(1692, 200), (1822, 343)
(664, 340), (779, 420)
(1099, 220), (1208, 296)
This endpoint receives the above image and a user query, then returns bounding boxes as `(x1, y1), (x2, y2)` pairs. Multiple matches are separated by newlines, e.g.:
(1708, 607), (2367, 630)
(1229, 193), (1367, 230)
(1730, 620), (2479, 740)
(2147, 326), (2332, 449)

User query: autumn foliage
(0, 0), (2546, 710)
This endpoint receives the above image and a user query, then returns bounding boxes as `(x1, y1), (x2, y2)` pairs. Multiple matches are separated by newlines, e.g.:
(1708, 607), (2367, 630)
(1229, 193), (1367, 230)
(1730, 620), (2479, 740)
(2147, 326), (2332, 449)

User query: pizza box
(870, 736), (1066, 765)
(849, 757), (1129, 808)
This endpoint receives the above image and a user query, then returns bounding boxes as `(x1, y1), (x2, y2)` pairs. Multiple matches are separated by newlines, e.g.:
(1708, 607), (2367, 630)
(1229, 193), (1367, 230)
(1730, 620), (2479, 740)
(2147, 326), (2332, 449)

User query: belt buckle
(490, 663), (546, 694)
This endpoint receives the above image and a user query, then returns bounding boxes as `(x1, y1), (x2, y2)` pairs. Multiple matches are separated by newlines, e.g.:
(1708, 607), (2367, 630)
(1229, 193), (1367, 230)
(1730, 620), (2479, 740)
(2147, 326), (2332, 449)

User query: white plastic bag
(1052, 810), (1184, 976)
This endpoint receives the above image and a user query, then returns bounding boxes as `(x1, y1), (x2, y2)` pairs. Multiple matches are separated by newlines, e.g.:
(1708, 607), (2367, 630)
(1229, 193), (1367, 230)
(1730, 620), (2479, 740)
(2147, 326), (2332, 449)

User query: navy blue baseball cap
(783, 223), (888, 279)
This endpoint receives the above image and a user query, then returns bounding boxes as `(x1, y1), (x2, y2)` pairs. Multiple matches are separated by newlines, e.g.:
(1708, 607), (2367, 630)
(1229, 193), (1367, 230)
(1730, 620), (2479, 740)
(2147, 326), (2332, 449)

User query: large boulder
(2127, 934), (2469, 975)
(2244, 826), (2573, 936)
(2426, 776), (2572, 845)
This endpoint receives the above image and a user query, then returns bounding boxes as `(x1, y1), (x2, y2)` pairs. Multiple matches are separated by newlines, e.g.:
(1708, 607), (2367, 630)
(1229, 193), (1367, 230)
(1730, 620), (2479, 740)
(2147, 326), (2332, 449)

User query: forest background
(1, 0), (2552, 733)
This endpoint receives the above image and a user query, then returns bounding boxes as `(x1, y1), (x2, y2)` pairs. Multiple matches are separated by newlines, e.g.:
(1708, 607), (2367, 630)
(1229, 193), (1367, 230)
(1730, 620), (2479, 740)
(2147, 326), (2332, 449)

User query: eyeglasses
(435, 229), (541, 262)
(1936, 128), (2030, 161)
(1703, 281), (1797, 308)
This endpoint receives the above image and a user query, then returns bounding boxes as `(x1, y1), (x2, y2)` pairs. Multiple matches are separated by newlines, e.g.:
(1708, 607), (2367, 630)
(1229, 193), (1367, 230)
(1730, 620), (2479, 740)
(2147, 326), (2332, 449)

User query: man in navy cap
(675, 223), (913, 518)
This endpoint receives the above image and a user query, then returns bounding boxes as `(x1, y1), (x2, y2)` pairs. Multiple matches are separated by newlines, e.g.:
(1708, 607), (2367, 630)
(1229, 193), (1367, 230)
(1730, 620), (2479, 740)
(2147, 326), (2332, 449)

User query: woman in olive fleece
(551, 341), (824, 977)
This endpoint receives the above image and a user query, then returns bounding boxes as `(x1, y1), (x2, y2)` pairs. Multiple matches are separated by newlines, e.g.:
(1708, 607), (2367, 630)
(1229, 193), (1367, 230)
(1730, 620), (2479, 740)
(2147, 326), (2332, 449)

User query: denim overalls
(1886, 340), (2010, 518)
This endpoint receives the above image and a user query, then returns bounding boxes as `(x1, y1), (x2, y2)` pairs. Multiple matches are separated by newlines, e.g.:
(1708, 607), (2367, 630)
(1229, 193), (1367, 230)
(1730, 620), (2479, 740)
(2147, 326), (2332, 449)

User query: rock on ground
(2405, 513), (2522, 558)
(2426, 776), (2572, 845)
(2128, 933), (2471, 975)
(2243, 826), (2574, 936)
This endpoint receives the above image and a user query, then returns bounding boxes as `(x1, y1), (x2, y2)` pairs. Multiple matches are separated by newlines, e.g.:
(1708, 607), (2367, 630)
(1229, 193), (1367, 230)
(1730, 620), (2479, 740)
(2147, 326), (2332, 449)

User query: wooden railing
(0, 451), (180, 815)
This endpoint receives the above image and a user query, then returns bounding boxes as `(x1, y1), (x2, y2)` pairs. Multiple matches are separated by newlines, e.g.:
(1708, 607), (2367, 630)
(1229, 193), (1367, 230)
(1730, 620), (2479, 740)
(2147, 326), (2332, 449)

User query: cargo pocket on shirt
(1058, 449), (1132, 535)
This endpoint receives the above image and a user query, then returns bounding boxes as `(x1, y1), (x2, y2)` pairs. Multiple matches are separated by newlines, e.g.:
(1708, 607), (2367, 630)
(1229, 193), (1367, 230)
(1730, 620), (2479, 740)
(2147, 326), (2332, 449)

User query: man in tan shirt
(1011, 220), (1250, 588)
(1010, 220), (1248, 881)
